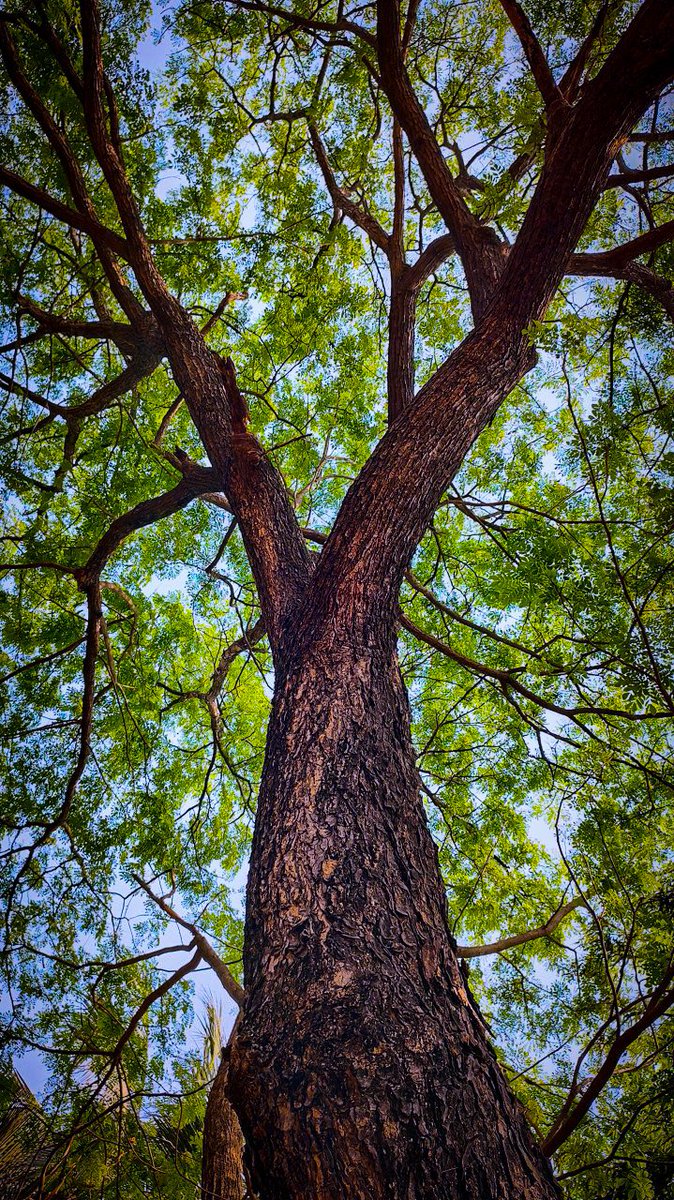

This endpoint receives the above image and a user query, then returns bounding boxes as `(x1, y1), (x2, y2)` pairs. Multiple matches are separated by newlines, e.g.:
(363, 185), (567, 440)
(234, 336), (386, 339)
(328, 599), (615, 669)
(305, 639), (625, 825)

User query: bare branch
(456, 897), (585, 959)
(133, 875), (245, 1008)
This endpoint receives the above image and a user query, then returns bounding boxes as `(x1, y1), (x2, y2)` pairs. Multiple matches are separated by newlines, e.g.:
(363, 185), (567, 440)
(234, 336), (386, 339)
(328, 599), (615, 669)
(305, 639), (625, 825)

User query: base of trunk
(228, 636), (560, 1200)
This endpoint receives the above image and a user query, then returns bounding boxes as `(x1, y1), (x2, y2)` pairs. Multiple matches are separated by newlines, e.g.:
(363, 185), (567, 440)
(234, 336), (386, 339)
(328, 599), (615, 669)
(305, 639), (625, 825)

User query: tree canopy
(0, 0), (673, 1195)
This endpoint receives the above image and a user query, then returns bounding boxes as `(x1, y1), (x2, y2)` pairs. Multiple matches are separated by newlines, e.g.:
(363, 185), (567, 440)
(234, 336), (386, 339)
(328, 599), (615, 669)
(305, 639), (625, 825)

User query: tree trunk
(202, 1051), (245, 1200)
(229, 619), (560, 1199)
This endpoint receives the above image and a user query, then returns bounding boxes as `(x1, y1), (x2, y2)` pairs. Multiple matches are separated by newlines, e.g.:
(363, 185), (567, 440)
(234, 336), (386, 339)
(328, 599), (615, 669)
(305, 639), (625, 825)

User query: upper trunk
(228, 619), (560, 1199)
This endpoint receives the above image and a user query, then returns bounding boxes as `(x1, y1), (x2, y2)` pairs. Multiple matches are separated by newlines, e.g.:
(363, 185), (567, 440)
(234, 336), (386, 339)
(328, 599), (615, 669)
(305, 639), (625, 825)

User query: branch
(2, 577), (104, 920)
(567, 219), (674, 318)
(628, 130), (674, 143)
(569, 219), (674, 271)
(79, 0), (153, 262)
(398, 611), (670, 724)
(456, 897), (585, 959)
(542, 957), (674, 1155)
(105, 947), (202, 1067)
(570, 255), (674, 320)
(208, 617), (266, 702)
(74, 1), (312, 654)
(308, 124), (390, 252)
(494, 0), (674, 332)
(0, 634), (87, 686)
(0, 351), (163, 426)
(387, 284), (416, 420)
(390, 118), (406, 273)
(375, 0), (504, 319)
(497, 0), (562, 111)
(77, 467), (223, 581)
(16, 295), (139, 354)
(0, 18), (141, 319)
(558, 1), (611, 101)
(0, 165), (130, 260)
(133, 875), (245, 1008)
(406, 232), (456, 291)
(224, 0), (376, 46)
(48, 580), (102, 836)
(605, 162), (674, 188)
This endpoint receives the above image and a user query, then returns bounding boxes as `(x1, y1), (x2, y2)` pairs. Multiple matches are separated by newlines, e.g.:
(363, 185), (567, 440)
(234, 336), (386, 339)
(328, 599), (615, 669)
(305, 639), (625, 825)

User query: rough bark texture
(228, 623), (561, 1199)
(202, 1051), (246, 1200)
(387, 282), (416, 421)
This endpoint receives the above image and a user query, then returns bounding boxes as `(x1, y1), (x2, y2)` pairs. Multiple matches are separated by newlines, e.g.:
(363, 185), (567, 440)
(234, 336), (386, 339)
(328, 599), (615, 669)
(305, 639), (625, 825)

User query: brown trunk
(387, 282), (416, 422)
(202, 1051), (245, 1200)
(228, 619), (560, 1199)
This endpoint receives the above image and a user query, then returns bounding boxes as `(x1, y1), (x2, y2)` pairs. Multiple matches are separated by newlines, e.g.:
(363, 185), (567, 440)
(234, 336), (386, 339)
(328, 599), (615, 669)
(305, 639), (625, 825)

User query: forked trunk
(229, 620), (560, 1199)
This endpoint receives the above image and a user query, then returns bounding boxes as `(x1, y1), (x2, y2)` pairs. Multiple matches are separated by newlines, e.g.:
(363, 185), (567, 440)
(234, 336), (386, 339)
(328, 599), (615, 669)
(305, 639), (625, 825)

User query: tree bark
(228, 620), (560, 1199)
(387, 280), (416, 422)
(202, 1051), (246, 1200)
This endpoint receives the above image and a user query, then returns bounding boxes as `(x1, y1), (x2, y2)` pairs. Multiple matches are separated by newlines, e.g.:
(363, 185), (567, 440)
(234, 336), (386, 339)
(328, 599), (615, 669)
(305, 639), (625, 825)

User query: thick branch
(558, 2), (610, 101)
(0, 164), (130, 259)
(495, 0), (674, 331)
(376, 0), (504, 319)
(74, 0), (312, 653)
(406, 232), (456, 291)
(570, 255), (674, 320)
(308, 124), (390, 252)
(497, 0), (562, 111)
(0, 18), (141, 319)
(307, 0), (674, 643)
(568, 219), (674, 318)
(0, 351), (163, 426)
(17, 296), (138, 354)
(387, 283), (416, 421)
(605, 162), (674, 188)
(569, 219), (674, 271)
(77, 467), (222, 582)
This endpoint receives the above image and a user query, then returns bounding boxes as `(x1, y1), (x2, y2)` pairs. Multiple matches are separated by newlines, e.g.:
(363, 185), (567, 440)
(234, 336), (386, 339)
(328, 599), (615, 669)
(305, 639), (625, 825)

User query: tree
(1, 0), (674, 1195)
